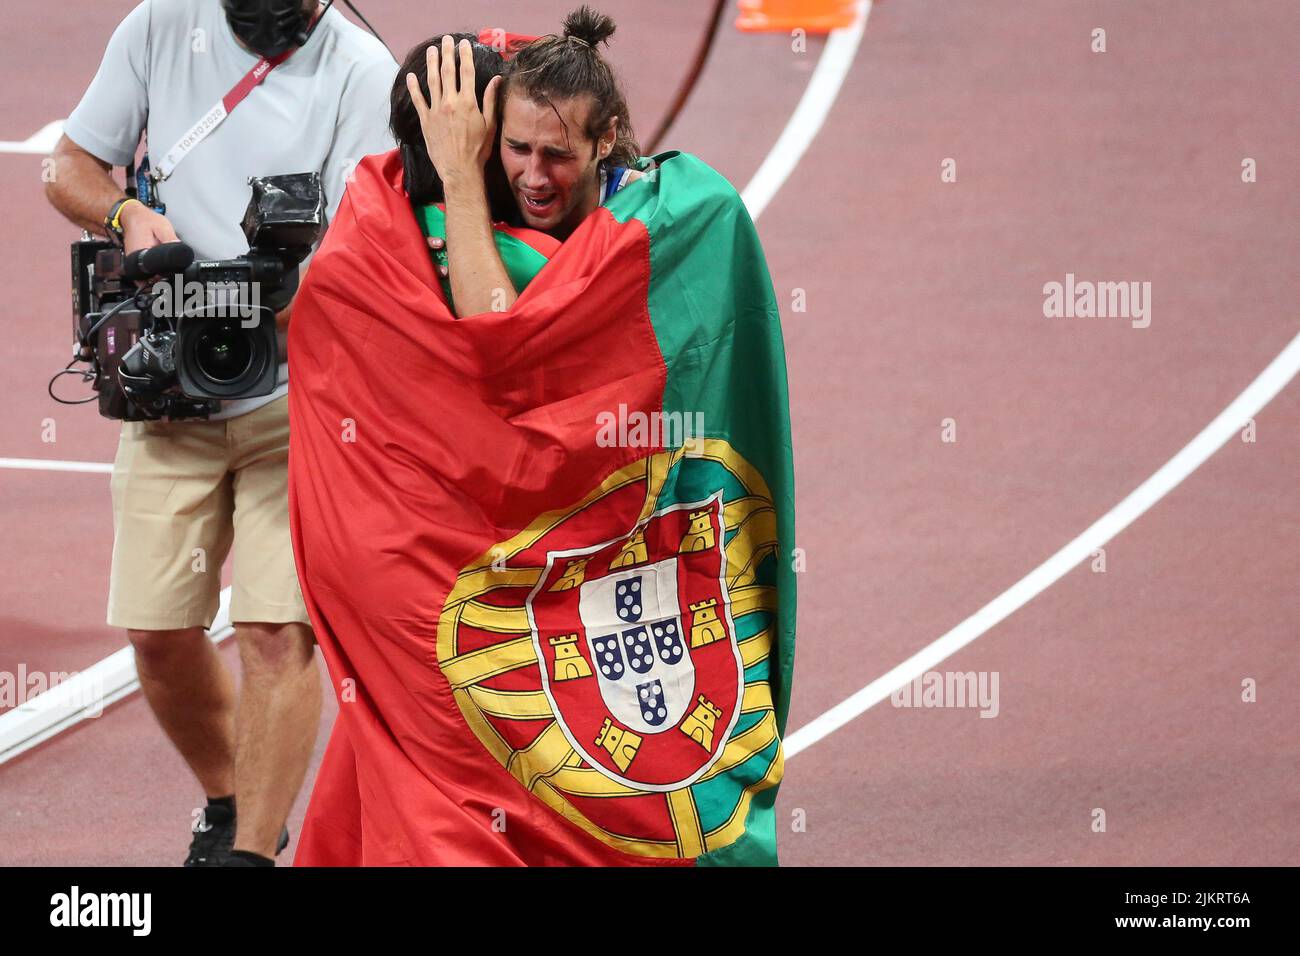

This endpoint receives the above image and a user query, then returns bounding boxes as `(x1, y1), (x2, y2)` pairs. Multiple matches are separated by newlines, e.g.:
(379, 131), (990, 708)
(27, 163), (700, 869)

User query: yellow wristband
(107, 197), (142, 233)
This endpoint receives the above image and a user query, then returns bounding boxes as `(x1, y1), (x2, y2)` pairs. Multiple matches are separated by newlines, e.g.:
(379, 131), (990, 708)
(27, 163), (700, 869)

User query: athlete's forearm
(443, 175), (518, 317)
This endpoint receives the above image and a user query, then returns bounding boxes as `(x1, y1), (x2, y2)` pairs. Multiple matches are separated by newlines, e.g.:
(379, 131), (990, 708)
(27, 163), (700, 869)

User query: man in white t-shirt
(44, 0), (397, 866)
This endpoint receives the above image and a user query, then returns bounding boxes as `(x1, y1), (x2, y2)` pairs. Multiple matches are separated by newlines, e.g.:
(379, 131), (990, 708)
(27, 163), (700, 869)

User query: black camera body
(70, 172), (322, 421)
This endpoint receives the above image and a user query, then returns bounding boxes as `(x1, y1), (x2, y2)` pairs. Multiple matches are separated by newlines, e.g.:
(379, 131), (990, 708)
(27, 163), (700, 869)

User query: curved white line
(743, 1), (873, 221)
(785, 329), (1300, 759)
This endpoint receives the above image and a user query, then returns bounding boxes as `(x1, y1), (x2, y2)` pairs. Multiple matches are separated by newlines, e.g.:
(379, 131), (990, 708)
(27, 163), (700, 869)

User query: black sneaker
(216, 828), (291, 867)
(184, 800), (290, 866)
(184, 803), (236, 867)
(221, 850), (274, 867)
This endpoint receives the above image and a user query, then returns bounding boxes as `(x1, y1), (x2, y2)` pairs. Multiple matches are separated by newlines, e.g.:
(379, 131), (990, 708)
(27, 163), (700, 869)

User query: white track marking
(0, 120), (65, 154)
(785, 329), (1300, 759)
(0, 588), (233, 764)
(0, 457), (113, 474)
(0, 5), (878, 764)
(742, 1), (872, 221)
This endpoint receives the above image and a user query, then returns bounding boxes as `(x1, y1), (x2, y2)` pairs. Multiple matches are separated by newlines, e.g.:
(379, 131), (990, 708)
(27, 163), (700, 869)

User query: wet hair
(389, 34), (518, 222)
(504, 6), (640, 167)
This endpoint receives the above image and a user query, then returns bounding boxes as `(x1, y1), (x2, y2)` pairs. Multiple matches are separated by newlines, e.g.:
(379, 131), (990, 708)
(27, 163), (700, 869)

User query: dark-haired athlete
(406, 6), (643, 316)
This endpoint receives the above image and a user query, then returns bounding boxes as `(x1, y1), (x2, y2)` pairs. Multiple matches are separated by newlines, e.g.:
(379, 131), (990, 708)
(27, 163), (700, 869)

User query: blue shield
(636, 679), (669, 727)
(615, 576), (644, 623)
(651, 618), (685, 665)
(621, 625), (654, 675)
(590, 633), (625, 681)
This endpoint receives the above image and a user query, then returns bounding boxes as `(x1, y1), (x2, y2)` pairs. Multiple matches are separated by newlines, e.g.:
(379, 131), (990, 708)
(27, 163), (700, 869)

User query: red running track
(1, 0), (1296, 865)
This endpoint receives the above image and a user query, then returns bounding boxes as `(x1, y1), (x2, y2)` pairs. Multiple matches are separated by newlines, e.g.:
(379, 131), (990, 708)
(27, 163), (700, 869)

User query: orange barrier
(736, 0), (859, 34)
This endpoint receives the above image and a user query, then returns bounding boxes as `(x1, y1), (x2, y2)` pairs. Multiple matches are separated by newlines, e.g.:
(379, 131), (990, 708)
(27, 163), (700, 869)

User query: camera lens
(194, 322), (254, 384)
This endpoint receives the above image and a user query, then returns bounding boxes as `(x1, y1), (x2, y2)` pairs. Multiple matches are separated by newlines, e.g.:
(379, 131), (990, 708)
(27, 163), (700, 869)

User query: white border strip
(742, 1), (872, 221)
(0, 119), (64, 155)
(0, 457), (113, 474)
(0, 588), (233, 764)
(785, 329), (1300, 758)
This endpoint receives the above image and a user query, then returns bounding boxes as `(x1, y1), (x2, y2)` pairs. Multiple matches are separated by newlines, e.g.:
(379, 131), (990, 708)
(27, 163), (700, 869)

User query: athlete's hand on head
(405, 36), (501, 193)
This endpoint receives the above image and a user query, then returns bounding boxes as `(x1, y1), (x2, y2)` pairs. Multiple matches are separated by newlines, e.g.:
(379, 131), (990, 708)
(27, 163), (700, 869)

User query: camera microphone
(122, 241), (195, 280)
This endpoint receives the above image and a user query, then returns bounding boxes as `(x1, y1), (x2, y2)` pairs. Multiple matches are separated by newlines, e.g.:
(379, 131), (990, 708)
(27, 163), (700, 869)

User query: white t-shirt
(64, 0), (398, 419)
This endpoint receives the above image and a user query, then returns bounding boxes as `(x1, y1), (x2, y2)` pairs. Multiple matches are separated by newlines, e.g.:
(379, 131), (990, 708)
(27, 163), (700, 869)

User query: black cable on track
(645, 0), (728, 153)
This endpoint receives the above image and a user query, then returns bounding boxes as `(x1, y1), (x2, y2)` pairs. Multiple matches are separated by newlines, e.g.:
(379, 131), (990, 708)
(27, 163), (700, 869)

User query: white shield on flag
(578, 557), (697, 734)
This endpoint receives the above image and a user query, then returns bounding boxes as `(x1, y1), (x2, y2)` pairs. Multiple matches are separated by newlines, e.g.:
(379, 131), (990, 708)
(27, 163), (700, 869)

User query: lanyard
(152, 47), (295, 182)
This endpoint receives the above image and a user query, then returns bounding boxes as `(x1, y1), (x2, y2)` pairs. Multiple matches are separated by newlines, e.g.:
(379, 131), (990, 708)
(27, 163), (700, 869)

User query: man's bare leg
(128, 627), (236, 799)
(231, 621), (321, 858)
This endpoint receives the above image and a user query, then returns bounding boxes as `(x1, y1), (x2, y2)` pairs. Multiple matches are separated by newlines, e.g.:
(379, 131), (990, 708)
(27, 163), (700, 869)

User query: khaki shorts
(107, 394), (309, 631)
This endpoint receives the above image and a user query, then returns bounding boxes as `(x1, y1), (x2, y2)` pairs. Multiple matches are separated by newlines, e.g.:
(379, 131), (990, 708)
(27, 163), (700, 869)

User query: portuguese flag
(287, 147), (796, 866)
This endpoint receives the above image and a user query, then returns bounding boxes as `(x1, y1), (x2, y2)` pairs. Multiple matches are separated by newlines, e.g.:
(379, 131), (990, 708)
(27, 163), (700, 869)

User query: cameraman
(44, 0), (397, 866)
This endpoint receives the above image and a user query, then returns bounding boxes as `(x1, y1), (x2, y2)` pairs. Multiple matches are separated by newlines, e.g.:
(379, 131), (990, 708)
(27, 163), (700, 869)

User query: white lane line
(0, 119), (65, 154)
(784, 329), (1300, 759)
(0, 457), (113, 474)
(742, 1), (872, 221)
(0, 4), (878, 764)
(0, 588), (233, 765)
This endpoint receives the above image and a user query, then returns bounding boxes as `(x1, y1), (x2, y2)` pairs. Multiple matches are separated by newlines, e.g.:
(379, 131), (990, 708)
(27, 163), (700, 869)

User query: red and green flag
(288, 147), (796, 866)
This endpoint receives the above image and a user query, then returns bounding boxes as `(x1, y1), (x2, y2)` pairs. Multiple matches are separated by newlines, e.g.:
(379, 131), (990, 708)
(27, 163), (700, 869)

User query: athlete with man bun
(409, 6), (645, 315)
